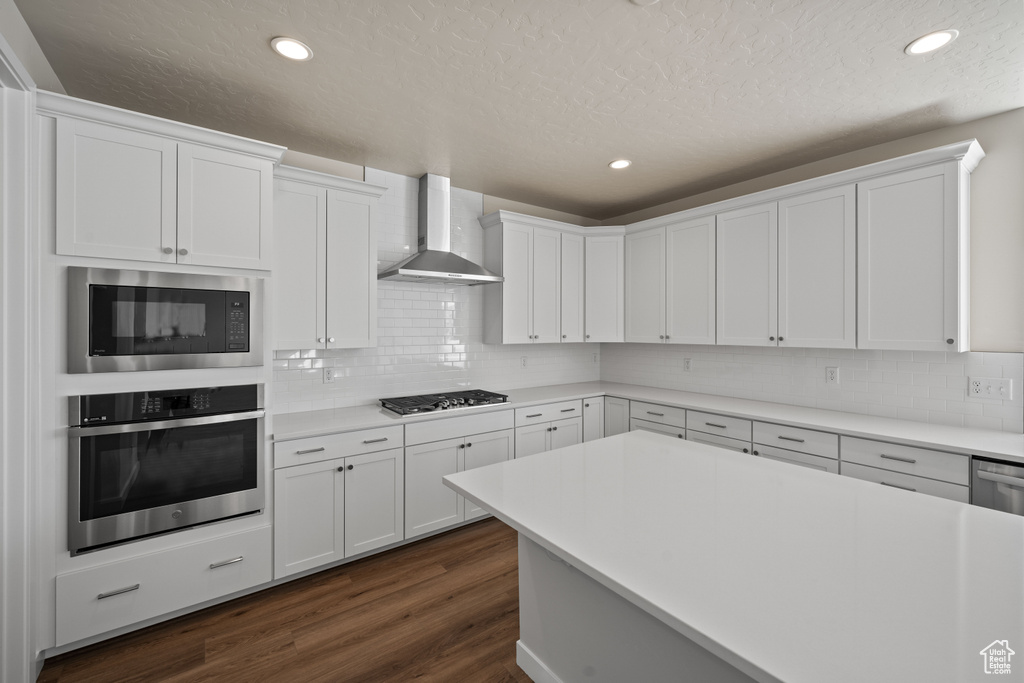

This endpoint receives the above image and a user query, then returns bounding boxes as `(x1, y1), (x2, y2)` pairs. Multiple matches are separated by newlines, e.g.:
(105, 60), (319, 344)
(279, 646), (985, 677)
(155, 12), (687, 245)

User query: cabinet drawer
(56, 526), (271, 646)
(405, 409), (514, 446)
(274, 425), (403, 468)
(755, 444), (838, 474)
(686, 430), (751, 454)
(630, 418), (685, 440)
(840, 462), (969, 503)
(515, 400), (583, 425)
(686, 411), (752, 441)
(630, 401), (686, 429)
(753, 422), (838, 460)
(841, 437), (968, 485)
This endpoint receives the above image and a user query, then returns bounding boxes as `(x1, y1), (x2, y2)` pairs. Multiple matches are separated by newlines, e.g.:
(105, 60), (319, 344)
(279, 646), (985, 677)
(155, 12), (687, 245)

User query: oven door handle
(69, 409), (265, 437)
(977, 469), (1024, 489)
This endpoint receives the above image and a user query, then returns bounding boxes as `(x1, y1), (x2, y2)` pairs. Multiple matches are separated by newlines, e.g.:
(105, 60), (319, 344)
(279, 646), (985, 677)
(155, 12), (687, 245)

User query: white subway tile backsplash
(601, 343), (1024, 433)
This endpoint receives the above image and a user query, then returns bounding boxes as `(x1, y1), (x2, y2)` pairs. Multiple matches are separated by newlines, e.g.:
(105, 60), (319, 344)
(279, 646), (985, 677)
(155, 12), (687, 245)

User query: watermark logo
(980, 640), (1015, 675)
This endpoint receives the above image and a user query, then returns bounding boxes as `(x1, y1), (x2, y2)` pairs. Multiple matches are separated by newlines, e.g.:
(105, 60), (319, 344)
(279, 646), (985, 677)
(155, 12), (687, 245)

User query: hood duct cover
(377, 174), (503, 285)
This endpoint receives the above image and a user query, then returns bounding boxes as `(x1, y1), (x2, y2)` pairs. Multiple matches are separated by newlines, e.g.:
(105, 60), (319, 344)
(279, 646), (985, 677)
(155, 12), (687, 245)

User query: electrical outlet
(825, 367), (839, 385)
(969, 377), (1013, 400)
(683, 358), (692, 372)
(324, 368), (335, 384)
(521, 356), (528, 368)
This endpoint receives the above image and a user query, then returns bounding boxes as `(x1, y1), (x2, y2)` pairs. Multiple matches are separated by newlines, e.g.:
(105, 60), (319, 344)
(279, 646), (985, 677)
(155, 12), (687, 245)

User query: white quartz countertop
(272, 381), (1024, 463)
(444, 431), (1024, 683)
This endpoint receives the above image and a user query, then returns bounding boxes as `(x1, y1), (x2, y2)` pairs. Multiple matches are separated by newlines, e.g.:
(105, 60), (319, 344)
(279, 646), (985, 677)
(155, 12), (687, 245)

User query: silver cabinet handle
(210, 556), (244, 570)
(296, 447), (326, 455)
(646, 411), (664, 417)
(977, 470), (1024, 488)
(328, 337), (336, 343)
(880, 453), (917, 464)
(881, 481), (916, 492)
(162, 246), (173, 254)
(778, 436), (805, 444)
(98, 584), (140, 600)
(526, 413), (542, 418)
(362, 437), (388, 444)
(178, 248), (189, 256)
(705, 422), (727, 429)
(318, 337), (326, 344)
(560, 408), (576, 413)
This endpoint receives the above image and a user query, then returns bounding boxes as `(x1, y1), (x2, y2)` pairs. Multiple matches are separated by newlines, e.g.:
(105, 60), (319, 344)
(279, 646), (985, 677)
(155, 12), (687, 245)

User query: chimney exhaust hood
(377, 174), (503, 285)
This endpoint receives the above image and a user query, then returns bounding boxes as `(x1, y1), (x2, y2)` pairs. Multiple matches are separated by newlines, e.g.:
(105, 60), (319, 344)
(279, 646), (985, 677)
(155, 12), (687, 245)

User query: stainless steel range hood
(377, 174), (503, 285)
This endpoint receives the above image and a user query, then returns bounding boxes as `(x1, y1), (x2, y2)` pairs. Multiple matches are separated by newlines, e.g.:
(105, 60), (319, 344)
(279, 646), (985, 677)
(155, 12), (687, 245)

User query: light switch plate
(969, 377), (1012, 400)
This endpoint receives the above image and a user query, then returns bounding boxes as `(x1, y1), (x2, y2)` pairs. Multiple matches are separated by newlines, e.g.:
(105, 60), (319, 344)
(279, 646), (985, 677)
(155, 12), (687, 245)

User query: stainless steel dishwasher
(972, 457), (1024, 516)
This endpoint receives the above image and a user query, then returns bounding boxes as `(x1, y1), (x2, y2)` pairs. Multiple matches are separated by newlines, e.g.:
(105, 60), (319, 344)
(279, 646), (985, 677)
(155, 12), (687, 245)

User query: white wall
(272, 169), (600, 413)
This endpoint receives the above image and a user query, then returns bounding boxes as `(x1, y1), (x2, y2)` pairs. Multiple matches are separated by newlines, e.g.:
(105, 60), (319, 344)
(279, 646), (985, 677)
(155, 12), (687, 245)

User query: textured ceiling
(14, 0), (1024, 220)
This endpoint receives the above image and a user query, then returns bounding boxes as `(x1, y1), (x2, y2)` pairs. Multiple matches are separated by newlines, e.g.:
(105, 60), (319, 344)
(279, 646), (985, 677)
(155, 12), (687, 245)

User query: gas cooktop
(380, 389), (509, 416)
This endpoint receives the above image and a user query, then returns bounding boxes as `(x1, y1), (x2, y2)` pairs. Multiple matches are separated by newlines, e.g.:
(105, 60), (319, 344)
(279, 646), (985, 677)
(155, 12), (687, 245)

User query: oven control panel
(73, 384), (261, 426)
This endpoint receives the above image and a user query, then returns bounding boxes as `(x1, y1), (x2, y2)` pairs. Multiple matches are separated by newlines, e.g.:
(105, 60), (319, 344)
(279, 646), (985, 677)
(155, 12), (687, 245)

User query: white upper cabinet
(273, 167), (386, 351)
(666, 216), (716, 344)
(717, 186), (855, 349)
(716, 202), (778, 346)
(485, 221), (561, 344)
(778, 185), (856, 348)
(560, 233), (585, 343)
(627, 216), (715, 344)
(857, 162), (969, 351)
(625, 228), (666, 343)
(585, 235), (625, 342)
(47, 95), (283, 269)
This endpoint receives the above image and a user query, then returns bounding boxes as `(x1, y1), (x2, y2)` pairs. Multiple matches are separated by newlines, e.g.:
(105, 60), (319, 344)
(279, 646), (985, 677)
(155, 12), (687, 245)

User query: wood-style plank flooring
(39, 518), (531, 682)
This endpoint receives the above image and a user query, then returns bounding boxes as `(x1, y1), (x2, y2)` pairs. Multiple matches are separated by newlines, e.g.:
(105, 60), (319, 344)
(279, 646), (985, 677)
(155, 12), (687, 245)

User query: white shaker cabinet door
(778, 185), (856, 349)
(604, 397), (630, 437)
(515, 423), (550, 458)
(405, 438), (464, 538)
(585, 236), (625, 342)
(326, 188), (377, 349)
(857, 162), (966, 351)
(463, 429), (514, 520)
(666, 216), (716, 344)
(177, 143), (273, 269)
(549, 417), (583, 451)
(273, 180), (327, 350)
(625, 228), (666, 343)
(56, 117), (178, 262)
(500, 223), (534, 344)
(273, 458), (345, 578)
(344, 448), (404, 557)
(717, 202), (778, 347)
(582, 397), (605, 442)
(560, 233), (585, 343)
(532, 227), (562, 344)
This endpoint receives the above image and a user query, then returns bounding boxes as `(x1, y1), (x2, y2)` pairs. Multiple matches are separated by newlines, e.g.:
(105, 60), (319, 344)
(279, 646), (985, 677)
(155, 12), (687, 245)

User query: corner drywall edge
(0, 0), (62, 92)
(604, 108), (1024, 353)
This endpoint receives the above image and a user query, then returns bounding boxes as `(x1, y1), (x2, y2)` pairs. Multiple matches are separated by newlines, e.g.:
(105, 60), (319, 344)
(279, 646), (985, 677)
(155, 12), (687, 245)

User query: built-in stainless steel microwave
(68, 267), (263, 373)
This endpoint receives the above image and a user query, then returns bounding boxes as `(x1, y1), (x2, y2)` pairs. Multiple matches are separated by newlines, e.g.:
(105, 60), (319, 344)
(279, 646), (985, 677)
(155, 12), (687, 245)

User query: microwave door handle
(68, 409), (265, 437)
(976, 469), (1024, 489)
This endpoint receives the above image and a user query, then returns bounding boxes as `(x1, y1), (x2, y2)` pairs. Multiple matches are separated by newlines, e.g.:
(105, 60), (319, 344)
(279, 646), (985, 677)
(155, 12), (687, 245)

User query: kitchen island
(444, 431), (1024, 683)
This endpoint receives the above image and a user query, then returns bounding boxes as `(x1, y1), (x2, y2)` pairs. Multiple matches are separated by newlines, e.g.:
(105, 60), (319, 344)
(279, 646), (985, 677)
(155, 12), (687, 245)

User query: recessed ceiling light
(904, 29), (959, 55)
(271, 37), (313, 61)
(609, 159), (632, 169)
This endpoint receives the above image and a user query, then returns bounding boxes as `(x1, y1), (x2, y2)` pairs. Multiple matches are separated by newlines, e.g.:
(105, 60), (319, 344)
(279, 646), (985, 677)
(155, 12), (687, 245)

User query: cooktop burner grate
(380, 389), (508, 415)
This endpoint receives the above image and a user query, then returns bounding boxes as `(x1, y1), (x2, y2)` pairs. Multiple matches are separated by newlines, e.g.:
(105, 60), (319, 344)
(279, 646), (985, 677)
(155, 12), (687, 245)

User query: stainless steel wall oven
(67, 267), (263, 373)
(67, 384), (265, 555)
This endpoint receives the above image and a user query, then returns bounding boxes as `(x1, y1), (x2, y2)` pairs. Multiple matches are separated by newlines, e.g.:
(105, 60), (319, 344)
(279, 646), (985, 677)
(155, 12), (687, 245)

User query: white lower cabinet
(582, 396), (605, 442)
(273, 427), (405, 578)
(629, 401), (686, 440)
(514, 400), (584, 458)
(405, 411), (515, 538)
(604, 397), (630, 437)
(839, 436), (969, 502)
(273, 447), (404, 578)
(55, 526), (271, 646)
(752, 422), (839, 474)
(686, 411), (752, 453)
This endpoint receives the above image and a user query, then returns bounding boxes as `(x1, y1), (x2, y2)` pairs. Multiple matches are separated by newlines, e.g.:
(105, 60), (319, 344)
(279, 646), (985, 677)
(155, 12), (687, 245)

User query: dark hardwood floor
(39, 518), (530, 682)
